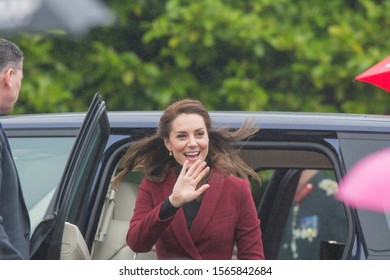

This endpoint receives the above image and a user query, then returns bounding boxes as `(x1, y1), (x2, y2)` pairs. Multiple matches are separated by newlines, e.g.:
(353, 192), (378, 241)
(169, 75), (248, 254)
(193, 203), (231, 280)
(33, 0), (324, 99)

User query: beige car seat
(61, 222), (91, 260)
(91, 179), (156, 260)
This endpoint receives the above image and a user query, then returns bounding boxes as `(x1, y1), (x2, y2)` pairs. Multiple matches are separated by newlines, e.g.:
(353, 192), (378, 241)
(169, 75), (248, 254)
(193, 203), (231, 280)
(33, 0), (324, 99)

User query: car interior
(91, 161), (156, 260)
(60, 145), (349, 260)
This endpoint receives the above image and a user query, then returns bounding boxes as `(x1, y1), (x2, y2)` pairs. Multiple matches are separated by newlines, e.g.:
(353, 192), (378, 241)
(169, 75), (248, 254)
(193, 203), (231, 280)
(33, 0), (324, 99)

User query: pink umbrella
(355, 56), (390, 92)
(336, 147), (390, 213)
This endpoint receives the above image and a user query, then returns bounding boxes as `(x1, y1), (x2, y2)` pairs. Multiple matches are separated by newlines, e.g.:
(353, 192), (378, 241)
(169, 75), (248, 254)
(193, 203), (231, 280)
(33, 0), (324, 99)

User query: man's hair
(0, 38), (24, 71)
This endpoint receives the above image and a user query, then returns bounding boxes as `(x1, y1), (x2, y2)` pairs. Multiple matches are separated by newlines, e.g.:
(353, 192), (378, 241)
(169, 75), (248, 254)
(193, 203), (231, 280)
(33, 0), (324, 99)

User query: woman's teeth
(185, 152), (199, 158)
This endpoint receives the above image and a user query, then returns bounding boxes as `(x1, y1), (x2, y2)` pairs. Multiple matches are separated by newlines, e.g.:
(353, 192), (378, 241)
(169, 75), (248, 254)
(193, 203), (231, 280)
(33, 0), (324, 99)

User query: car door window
(8, 137), (75, 232)
(240, 146), (348, 260)
(30, 93), (110, 259)
(275, 169), (347, 260)
(338, 132), (390, 259)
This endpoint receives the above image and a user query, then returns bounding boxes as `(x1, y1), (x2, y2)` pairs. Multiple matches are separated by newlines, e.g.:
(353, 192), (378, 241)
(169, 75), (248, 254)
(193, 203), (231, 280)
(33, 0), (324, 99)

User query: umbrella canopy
(336, 147), (390, 213)
(355, 56), (390, 92)
(0, 0), (114, 36)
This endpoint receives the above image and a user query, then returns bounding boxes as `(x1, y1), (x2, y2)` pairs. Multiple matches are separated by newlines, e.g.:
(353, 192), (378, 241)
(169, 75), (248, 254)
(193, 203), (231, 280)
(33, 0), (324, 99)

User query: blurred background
(1, 0), (390, 114)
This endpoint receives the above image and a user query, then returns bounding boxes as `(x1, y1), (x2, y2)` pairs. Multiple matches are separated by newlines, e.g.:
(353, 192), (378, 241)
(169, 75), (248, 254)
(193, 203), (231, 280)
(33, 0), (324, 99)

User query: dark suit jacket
(127, 168), (264, 260)
(0, 125), (30, 259)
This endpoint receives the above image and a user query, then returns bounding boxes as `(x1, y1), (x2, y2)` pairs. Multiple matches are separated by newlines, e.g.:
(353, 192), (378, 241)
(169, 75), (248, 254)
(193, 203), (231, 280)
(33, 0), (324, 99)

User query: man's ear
(3, 68), (14, 87)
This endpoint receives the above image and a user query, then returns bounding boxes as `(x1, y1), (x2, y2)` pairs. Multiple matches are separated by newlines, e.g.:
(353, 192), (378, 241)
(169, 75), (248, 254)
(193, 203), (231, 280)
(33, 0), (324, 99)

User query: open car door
(30, 93), (110, 259)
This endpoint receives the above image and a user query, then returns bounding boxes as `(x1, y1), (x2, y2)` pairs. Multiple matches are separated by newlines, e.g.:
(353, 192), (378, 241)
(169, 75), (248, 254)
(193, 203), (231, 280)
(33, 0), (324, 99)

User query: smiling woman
(113, 98), (264, 260)
(164, 113), (209, 169)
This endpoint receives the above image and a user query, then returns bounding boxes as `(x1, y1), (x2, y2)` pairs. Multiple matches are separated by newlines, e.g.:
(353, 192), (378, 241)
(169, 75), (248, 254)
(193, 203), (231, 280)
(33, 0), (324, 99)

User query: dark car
(2, 94), (390, 260)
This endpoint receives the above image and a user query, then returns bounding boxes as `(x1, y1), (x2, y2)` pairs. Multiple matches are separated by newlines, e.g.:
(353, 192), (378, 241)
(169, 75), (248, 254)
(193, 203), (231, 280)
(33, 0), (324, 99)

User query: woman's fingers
(180, 160), (189, 176)
(185, 160), (208, 179)
(196, 184), (210, 195)
(193, 161), (208, 178)
(172, 160), (210, 207)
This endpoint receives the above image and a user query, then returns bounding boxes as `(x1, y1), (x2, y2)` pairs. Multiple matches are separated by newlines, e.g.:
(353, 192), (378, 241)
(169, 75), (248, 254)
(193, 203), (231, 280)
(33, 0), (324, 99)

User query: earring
(169, 150), (173, 156)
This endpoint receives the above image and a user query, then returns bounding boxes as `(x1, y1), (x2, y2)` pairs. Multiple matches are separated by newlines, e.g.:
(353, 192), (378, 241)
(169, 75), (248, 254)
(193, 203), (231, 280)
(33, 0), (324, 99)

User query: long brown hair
(112, 99), (260, 186)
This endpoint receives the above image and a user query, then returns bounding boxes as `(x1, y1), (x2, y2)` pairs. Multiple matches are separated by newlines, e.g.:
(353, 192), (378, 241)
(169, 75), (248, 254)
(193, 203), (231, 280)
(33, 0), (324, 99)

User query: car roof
(1, 111), (390, 133)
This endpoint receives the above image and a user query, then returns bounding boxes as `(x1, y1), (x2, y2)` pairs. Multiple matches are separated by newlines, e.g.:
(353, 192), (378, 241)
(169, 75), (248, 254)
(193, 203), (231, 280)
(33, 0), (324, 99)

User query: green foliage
(6, 0), (390, 114)
(8, 34), (75, 113)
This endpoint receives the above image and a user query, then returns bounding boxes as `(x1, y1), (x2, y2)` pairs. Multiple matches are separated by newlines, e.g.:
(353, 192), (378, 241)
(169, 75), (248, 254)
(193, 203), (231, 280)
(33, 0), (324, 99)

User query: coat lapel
(163, 171), (203, 259)
(172, 209), (203, 259)
(163, 168), (226, 259)
(189, 169), (225, 241)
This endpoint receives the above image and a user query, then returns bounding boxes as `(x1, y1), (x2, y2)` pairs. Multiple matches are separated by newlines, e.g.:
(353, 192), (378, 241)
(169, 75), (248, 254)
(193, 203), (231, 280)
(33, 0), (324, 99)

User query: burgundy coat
(127, 168), (265, 260)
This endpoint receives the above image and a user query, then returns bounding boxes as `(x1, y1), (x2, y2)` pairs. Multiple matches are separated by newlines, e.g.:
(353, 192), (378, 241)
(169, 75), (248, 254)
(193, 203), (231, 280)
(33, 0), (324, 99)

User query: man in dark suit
(0, 38), (30, 259)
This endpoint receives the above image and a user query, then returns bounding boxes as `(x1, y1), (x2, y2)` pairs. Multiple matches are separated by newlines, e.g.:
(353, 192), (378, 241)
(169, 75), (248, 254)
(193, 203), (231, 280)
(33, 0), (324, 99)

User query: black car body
(2, 94), (390, 260)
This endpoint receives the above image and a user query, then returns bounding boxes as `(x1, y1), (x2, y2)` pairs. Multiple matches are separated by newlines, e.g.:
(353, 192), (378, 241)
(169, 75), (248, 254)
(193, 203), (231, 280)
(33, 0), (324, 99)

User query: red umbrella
(355, 56), (390, 92)
(336, 147), (390, 213)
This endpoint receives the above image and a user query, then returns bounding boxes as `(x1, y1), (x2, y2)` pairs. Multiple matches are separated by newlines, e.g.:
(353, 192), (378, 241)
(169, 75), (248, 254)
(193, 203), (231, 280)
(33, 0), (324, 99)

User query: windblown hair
(113, 99), (260, 186)
(0, 38), (24, 71)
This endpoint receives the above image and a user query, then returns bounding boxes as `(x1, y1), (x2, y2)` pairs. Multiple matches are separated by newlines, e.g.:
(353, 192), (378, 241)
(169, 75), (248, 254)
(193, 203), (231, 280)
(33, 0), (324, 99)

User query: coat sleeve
(0, 135), (24, 260)
(126, 179), (174, 253)
(235, 180), (265, 260)
(0, 220), (25, 259)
